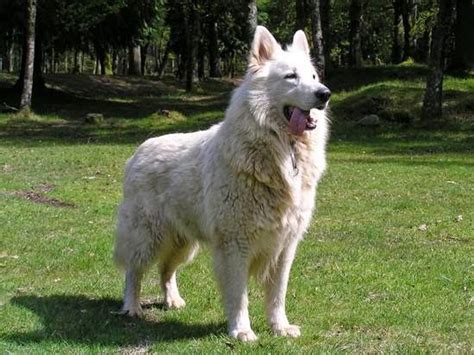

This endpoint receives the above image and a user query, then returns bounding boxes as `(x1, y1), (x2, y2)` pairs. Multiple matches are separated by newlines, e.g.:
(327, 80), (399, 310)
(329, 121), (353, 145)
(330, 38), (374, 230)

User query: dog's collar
(290, 141), (298, 176)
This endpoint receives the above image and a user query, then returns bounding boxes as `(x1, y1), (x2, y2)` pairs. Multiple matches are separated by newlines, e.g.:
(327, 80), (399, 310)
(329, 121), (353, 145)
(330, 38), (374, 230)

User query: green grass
(1, 67), (473, 353)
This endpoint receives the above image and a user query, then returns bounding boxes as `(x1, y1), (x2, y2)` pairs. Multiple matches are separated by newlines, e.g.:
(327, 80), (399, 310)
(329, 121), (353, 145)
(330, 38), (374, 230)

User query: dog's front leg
(264, 239), (301, 337)
(214, 243), (257, 342)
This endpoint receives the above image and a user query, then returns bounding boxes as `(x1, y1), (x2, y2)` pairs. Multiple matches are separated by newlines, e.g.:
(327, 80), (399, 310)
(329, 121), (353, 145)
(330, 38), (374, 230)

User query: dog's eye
(313, 74), (316, 79)
(284, 73), (297, 80)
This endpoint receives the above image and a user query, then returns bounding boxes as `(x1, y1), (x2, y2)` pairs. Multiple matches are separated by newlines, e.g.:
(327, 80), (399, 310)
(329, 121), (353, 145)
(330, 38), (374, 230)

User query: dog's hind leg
(114, 206), (159, 317)
(159, 238), (199, 309)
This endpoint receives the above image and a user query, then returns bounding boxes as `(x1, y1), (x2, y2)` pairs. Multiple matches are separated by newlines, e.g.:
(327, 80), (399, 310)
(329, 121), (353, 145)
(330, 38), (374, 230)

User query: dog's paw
(164, 295), (186, 310)
(272, 324), (301, 338)
(229, 329), (258, 342)
(118, 305), (144, 318)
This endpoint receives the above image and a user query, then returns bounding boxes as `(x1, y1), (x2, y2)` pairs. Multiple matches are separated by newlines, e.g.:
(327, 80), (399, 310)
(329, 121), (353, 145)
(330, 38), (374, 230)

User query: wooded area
(0, 0), (473, 119)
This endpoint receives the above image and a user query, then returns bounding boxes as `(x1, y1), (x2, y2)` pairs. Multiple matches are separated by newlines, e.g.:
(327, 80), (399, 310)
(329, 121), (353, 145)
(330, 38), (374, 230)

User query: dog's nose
(314, 88), (331, 103)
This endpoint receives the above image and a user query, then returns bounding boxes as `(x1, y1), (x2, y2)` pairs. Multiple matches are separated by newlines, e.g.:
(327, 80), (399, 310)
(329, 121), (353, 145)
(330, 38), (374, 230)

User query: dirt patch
(9, 184), (76, 208)
(36, 183), (56, 193)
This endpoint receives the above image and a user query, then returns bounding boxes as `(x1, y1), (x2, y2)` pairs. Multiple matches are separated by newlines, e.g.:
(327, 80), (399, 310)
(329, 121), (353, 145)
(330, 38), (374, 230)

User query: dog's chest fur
(222, 135), (322, 280)
(218, 129), (322, 245)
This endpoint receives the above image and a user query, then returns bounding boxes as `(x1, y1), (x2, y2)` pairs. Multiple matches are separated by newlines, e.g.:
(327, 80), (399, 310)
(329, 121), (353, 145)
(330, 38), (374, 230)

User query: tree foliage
(0, 0), (471, 95)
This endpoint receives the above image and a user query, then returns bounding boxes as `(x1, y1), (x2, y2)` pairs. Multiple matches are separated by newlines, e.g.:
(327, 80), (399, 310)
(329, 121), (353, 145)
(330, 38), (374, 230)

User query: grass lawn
(0, 67), (473, 353)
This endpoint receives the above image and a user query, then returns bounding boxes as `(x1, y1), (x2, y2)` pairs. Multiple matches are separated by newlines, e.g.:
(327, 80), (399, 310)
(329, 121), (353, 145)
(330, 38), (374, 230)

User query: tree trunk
(185, 1), (199, 92)
(19, 0), (37, 113)
(64, 53), (69, 72)
(5, 42), (14, 73)
(248, 0), (258, 44)
(349, 0), (363, 67)
(320, 0), (330, 70)
(112, 49), (118, 75)
(157, 40), (171, 79)
(140, 45), (148, 75)
(4, 30), (14, 72)
(310, 0), (326, 80)
(73, 49), (80, 74)
(17, 35), (43, 89)
(208, 15), (221, 77)
(295, 0), (309, 31)
(51, 47), (56, 73)
(421, 0), (456, 122)
(121, 49), (128, 75)
(128, 45), (141, 76)
(95, 44), (106, 75)
(401, 0), (412, 60)
(99, 54), (106, 75)
(230, 53), (236, 78)
(153, 45), (160, 74)
(197, 40), (205, 80)
(33, 36), (44, 87)
(391, 0), (403, 63)
(8, 40), (15, 72)
(177, 54), (185, 81)
(196, 5), (202, 80)
(449, 0), (474, 71)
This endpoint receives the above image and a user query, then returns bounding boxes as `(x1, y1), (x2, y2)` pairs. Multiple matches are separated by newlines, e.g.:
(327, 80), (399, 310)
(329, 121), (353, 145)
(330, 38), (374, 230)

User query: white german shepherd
(114, 26), (331, 341)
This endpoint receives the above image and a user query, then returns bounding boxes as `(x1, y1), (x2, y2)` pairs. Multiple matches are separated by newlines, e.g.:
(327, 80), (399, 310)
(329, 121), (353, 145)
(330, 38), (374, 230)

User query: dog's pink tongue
(289, 107), (308, 136)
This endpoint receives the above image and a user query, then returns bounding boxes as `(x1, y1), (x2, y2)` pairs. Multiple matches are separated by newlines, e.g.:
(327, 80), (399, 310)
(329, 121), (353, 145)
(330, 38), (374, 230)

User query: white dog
(114, 26), (331, 341)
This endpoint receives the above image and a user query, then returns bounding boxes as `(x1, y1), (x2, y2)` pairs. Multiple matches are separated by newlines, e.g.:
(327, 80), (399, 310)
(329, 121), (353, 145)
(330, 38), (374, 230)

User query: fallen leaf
(418, 224), (428, 231)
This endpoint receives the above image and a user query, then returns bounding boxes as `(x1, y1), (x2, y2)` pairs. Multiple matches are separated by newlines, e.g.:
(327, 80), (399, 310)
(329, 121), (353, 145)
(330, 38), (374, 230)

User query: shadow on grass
(1, 85), (229, 120)
(0, 83), (228, 145)
(7, 295), (225, 346)
(0, 113), (220, 146)
(326, 65), (429, 92)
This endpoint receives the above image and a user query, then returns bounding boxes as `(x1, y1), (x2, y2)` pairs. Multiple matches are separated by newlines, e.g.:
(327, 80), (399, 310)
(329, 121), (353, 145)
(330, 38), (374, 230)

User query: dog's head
(247, 26), (330, 137)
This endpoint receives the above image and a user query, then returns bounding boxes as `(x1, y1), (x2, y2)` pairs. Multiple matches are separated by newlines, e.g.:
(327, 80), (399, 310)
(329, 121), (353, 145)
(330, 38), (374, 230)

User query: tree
(391, 0), (403, 63)
(128, 45), (141, 75)
(122, 0), (163, 76)
(449, 0), (474, 71)
(320, 0), (330, 69)
(348, 0), (363, 67)
(2, 30), (15, 72)
(248, 0), (258, 39)
(295, 0), (309, 31)
(421, 0), (456, 122)
(207, 10), (221, 77)
(401, 0), (412, 60)
(0, 0), (22, 73)
(19, 0), (37, 113)
(156, 39), (171, 78)
(411, 0), (437, 63)
(183, 0), (199, 92)
(310, 0), (325, 80)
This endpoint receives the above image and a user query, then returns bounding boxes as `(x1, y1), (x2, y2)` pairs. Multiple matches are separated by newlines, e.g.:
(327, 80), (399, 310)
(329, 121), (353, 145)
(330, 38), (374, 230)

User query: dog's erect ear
(292, 30), (310, 56)
(249, 26), (280, 72)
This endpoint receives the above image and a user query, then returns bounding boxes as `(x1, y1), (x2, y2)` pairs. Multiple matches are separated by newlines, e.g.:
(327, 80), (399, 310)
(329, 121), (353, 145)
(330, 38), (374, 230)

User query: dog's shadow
(7, 295), (225, 346)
